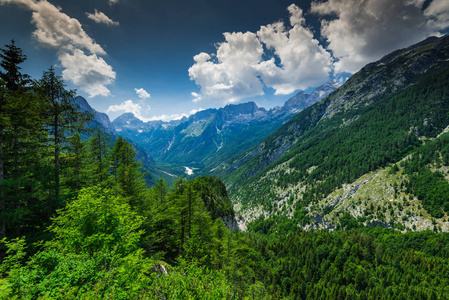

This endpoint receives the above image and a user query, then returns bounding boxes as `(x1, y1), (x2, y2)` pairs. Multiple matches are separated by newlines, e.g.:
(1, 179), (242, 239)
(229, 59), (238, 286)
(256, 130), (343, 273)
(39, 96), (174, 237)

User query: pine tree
(87, 128), (111, 188)
(0, 40), (35, 238)
(62, 132), (88, 197)
(0, 40), (29, 91)
(110, 136), (124, 197)
(116, 139), (147, 209)
(154, 178), (168, 204)
(34, 67), (91, 209)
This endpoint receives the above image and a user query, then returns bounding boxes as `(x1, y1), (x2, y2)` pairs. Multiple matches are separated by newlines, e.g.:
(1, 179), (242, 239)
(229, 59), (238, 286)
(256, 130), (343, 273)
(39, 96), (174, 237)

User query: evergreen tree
(0, 40), (29, 91)
(110, 135), (124, 197)
(154, 178), (168, 204)
(34, 67), (91, 209)
(115, 139), (146, 209)
(62, 132), (88, 198)
(87, 128), (111, 188)
(0, 40), (38, 239)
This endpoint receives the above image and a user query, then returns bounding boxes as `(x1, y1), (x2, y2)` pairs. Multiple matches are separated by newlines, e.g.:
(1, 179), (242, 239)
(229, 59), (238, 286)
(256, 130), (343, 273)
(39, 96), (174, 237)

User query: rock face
(74, 96), (116, 133)
(282, 80), (341, 112)
(111, 81), (338, 172)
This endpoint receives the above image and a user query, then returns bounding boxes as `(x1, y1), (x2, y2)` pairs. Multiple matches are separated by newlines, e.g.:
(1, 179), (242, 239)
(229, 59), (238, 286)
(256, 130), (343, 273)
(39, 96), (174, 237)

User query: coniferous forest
(2, 41), (449, 300)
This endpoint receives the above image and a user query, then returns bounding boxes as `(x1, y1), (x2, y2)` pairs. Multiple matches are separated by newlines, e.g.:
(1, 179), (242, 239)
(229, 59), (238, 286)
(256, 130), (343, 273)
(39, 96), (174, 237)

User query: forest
(1, 42), (449, 299)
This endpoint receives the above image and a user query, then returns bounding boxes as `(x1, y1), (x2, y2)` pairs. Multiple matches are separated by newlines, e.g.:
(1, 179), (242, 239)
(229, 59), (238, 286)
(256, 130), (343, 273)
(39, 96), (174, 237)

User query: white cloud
(107, 99), (150, 121)
(0, 0), (106, 54)
(86, 9), (119, 26)
(191, 91), (202, 102)
(425, 0), (449, 30)
(189, 1), (449, 103)
(255, 4), (333, 94)
(148, 114), (188, 122)
(59, 48), (116, 97)
(135, 88), (151, 99)
(189, 5), (333, 103)
(109, 0), (119, 5)
(311, 0), (449, 74)
(188, 31), (265, 104)
(0, 0), (115, 97)
(189, 108), (204, 115)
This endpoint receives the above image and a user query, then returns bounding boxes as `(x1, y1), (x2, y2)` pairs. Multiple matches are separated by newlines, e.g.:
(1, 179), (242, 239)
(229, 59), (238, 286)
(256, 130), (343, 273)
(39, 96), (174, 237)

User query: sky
(0, 0), (448, 122)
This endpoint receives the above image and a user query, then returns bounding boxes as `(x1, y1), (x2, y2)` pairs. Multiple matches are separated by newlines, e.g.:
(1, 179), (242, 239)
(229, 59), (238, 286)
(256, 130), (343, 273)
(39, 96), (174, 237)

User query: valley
(1, 22), (449, 299)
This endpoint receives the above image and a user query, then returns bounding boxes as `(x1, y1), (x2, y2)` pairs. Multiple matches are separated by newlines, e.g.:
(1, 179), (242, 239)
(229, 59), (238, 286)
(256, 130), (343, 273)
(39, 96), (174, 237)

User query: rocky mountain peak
(73, 96), (115, 133)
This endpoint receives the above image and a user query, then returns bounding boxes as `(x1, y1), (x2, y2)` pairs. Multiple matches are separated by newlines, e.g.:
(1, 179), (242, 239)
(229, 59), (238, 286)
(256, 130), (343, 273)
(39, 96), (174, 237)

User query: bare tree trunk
(54, 113), (60, 204)
(180, 211), (185, 253)
(188, 189), (192, 239)
(0, 134), (5, 238)
(98, 131), (103, 185)
(13, 125), (20, 236)
(75, 150), (80, 191)
(13, 124), (19, 205)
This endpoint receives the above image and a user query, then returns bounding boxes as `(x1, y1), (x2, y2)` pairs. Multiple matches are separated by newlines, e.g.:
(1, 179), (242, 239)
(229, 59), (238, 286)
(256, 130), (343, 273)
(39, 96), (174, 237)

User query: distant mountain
(281, 80), (341, 112)
(112, 81), (339, 175)
(72, 96), (181, 186)
(218, 34), (449, 231)
(74, 96), (116, 133)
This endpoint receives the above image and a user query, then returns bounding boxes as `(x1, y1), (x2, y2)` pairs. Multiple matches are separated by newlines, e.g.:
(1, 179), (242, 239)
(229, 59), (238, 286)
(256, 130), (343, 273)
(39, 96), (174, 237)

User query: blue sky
(1, 0), (448, 121)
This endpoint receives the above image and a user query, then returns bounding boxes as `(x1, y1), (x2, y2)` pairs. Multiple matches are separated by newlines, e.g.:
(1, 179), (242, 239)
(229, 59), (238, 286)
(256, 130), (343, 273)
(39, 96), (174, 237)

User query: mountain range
(217, 34), (449, 231)
(112, 80), (340, 175)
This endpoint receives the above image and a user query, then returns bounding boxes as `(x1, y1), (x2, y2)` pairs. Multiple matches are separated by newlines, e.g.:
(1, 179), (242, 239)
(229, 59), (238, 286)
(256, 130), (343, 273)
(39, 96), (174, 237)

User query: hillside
(219, 35), (449, 231)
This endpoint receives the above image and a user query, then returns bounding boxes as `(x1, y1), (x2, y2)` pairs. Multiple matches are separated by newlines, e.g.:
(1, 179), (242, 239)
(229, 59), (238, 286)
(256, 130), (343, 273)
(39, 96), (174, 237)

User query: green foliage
(402, 132), (449, 218)
(148, 259), (232, 299)
(49, 187), (144, 256)
(243, 220), (449, 300)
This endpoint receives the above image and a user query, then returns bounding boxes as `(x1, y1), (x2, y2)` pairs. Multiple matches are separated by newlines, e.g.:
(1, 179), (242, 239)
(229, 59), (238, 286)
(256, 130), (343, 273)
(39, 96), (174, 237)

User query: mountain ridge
(219, 34), (449, 231)
(111, 80), (339, 174)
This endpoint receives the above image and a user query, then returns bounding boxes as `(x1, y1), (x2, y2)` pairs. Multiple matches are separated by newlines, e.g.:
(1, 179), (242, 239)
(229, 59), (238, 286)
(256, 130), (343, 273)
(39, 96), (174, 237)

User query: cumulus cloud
(107, 100), (150, 121)
(189, 5), (332, 103)
(86, 9), (119, 26)
(256, 4), (333, 94)
(425, 0), (449, 30)
(311, 0), (449, 73)
(108, 0), (118, 5)
(59, 48), (116, 97)
(191, 92), (201, 102)
(135, 88), (151, 99)
(189, 31), (265, 104)
(190, 1), (449, 103)
(0, 0), (115, 97)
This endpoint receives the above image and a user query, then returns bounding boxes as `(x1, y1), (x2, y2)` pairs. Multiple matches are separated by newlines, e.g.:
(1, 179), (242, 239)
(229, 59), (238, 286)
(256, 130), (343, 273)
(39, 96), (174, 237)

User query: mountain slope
(220, 34), (449, 231)
(74, 96), (116, 133)
(113, 81), (339, 174)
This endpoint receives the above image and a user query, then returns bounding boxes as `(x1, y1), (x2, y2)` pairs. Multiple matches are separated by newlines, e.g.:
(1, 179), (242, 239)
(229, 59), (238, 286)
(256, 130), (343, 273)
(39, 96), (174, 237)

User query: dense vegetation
(228, 59), (449, 219)
(401, 132), (449, 218)
(2, 41), (449, 299)
(247, 218), (449, 299)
